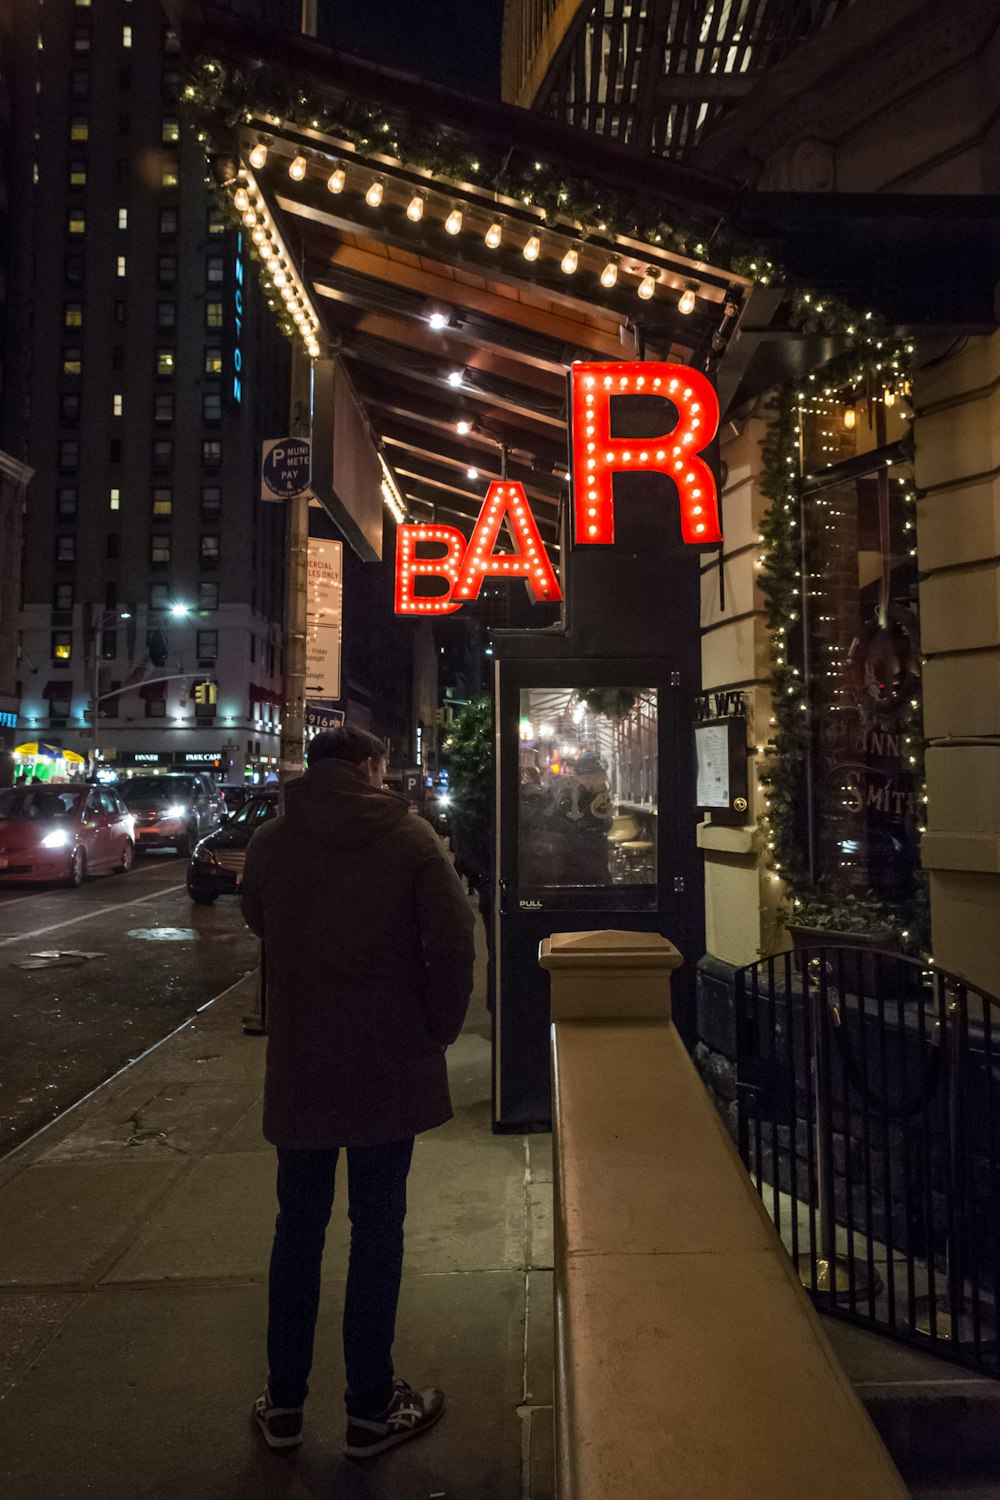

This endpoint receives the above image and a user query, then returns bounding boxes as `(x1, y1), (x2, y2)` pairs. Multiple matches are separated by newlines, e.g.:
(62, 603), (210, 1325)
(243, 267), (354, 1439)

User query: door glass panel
(517, 687), (657, 908)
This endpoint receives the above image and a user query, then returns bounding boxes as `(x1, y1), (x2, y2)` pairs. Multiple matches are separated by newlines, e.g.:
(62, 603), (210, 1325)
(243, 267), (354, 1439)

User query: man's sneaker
(252, 1389), (304, 1450)
(344, 1378), (444, 1459)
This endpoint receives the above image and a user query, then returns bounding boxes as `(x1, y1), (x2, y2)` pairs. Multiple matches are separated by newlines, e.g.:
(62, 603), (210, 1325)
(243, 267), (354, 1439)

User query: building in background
(0, 0), (290, 782)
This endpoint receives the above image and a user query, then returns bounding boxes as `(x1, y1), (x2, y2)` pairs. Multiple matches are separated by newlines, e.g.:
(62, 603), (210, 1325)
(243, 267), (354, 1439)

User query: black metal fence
(735, 945), (1000, 1375)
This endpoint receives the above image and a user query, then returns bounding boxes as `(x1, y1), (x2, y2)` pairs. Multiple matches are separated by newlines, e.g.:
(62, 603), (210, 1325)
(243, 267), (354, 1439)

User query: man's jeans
(267, 1139), (415, 1418)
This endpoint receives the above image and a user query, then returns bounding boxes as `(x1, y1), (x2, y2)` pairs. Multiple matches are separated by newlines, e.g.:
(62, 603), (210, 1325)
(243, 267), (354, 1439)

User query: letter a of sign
(394, 525), (466, 614)
(571, 361), (722, 546)
(454, 483), (562, 604)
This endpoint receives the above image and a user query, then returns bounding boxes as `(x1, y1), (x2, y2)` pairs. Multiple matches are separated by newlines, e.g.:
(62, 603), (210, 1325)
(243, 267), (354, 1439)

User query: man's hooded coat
(241, 758), (476, 1148)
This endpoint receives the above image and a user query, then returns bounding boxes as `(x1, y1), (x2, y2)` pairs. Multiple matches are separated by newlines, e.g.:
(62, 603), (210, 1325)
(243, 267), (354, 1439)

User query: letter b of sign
(570, 361), (721, 546)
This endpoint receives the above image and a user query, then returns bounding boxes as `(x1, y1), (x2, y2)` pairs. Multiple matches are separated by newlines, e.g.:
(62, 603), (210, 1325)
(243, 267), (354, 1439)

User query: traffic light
(193, 681), (218, 705)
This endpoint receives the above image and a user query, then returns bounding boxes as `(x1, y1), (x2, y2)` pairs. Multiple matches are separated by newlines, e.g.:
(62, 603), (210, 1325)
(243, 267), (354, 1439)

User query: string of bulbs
(245, 139), (702, 318)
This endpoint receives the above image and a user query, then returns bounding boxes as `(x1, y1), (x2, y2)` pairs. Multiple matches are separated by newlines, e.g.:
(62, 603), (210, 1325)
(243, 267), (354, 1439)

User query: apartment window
(57, 487), (78, 519)
(160, 207), (178, 235)
(158, 254), (177, 285)
(202, 389), (222, 422)
(201, 440), (222, 469)
(70, 117), (89, 142)
(150, 535), (171, 566)
(207, 207), (226, 235)
(59, 440), (80, 470)
(56, 535), (76, 564)
(200, 535), (220, 568)
(145, 696), (166, 720)
(75, 0), (91, 8)
(65, 255), (84, 285)
(72, 70), (89, 96)
(163, 68), (181, 100)
(101, 629), (117, 660)
(69, 163), (87, 187)
(149, 583), (170, 610)
(152, 439), (172, 469)
(63, 349), (82, 376)
(206, 255), (224, 284)
(52, 632), (73, 662)
(200, 486), (221, 519)
(161, 164), (178, 189)
(198, 582), (219, 611)
(73, 28), (91, 53)
(122, 25), (132, 47)
(118, 207), (128, 230)
(204, 349), (222, 376)
(152, 488), (172, 517)
(162, 118), (180, 144)
(156, 349), (175, 376)
(154, 392), (174, 424)
(157, 302), (176, 331)
(196, 629), (218, 660)
(60, 394), (81, 423)
(164, 28), (180, 52)
(114, 300), (125, 322)
(64, 303), (83, 328)
(49, 694), (72, 725)
(54, 582), (74, 611)
(205, 300), (223, 330)
(117, 255), (126, 277)
(112, 346), (124, 371)
(68, 210), (86, 236)
(112, 394), (123, 417)
(109, 438), (121, 464)
(109, 488), (120, 511)
(106, 534), (120, 561)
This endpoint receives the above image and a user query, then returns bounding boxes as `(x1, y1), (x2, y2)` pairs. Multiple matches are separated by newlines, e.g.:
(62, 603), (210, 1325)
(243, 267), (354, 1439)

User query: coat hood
(282, 758), (411, 851)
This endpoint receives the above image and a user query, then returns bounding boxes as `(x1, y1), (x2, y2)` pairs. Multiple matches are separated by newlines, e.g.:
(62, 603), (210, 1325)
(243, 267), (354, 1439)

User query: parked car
(186, 791), (279, 903)
(217, 782), (251, 817)
(122, 772), (223, 855)
(0, 783), (135, 886)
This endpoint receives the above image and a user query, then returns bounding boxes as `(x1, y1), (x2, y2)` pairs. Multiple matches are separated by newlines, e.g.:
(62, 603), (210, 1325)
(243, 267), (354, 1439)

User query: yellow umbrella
(62, 750), (86, 764)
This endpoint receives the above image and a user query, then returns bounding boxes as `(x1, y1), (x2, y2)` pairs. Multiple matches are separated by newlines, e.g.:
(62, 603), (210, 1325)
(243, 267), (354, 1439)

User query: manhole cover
(127, 927), (199, 942)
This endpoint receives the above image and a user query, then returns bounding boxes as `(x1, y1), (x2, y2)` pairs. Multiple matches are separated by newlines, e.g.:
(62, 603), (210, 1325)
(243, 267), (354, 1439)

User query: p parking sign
(261, 437), (311, 501)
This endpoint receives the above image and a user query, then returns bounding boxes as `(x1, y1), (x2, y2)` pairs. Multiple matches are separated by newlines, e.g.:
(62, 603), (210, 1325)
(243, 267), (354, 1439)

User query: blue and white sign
(306, 702), (345, 733)
(261, 437), (312, 501)
(232, 230), (246, 406)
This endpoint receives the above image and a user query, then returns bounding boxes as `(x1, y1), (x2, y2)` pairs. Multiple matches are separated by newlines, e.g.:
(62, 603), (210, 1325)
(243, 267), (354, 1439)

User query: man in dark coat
(241, 725), (475, 1460)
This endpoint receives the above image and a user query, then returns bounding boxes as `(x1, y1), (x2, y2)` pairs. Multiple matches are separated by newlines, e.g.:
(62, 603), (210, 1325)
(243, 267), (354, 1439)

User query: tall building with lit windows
(0, 0), (298, 780)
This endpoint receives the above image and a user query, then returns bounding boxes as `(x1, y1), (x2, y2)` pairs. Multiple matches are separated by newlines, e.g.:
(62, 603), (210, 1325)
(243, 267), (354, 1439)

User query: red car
(0, 784), (135, 886)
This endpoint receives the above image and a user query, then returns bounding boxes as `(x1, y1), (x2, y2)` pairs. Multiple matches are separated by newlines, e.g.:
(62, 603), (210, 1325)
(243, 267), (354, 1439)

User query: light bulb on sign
(842, 405), (857, 431)
(447, 370), (464, 388)
(485, 220), (503, 249)
(327, 166), (346, 194)
(365, 178), (385, 208)
(242, 208), (256, 227)
(467, 467), (479, 480)
(406, 192), (425, 223)
(273, 269), (287, 288)
(289, 155), (307, 181)
(248, 141), (268, 170)
(560, 245), (579, 275)
(233, 187), (249, 212)
(456, 420), (471, 435)
(444, 206), (463, 235)
(428, 311), (448, 331)
(251, 225), (266, 246)
(522, 234), (541, 262)
(637, 270), (658, 300)
(600, 258), (619, 289)
(678, 284), (697, 315)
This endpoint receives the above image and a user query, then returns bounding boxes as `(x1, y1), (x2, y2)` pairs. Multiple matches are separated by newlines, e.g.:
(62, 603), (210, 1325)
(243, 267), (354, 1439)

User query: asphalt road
(0, 852), (260, 1157)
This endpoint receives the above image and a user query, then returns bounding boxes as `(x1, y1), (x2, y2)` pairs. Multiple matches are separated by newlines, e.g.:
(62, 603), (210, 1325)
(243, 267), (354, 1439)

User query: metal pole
(278, 351), (312, 796)
(90, 622), (100, 779)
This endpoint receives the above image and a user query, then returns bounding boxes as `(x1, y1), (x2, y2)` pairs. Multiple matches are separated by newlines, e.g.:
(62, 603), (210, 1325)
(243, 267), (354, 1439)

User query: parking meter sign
(261, 437), (312, 501)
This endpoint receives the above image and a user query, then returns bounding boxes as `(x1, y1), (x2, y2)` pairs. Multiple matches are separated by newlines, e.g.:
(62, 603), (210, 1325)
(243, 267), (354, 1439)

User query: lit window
(205, 301), (223, 330)
(162, 165), (178, 188)
(52, 632), (73, 662)
(109, 488), (120, 511)
(207, 208), (226, 234)
(68, 211), (86, 235)
(69, 163), (87, 187)
(206, 256), (224, 284)
(152, 488), (172, 516)
(122, 25), (132, 46)
(112, 394), (123, 417)
(150, 535), (171, 565)
(64, 303), (83, 328)
(162, 118), (179, 143)
(118, 207), (128, 230)
(73, 28), (90, 53)
(156, 349), (175, 376)
(204, 349), (222, 375)
(70, 117), (89, 142)
(75, 0), (91, 7)
(117, 255), (126, 277)
(63, 349), (82, 376)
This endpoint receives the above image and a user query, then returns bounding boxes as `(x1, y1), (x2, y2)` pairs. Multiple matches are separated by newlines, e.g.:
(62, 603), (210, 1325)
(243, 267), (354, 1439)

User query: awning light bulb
(445, 206), (463, 235)
(522, 233), (541, 262)
(600, 258), (619, 289)
(485, 220), (503, 249)
(327, 166), (346, 194)
(407, 192), (425, 223)
(560, 245), (579, 275)
(638, 269), (658, 300)
(289, 155), (307, 181)
(365, 178), (385, 208)
(233, 186), (249, 212)
(678, 283), (697, 315)
(248, 141), (268, 170)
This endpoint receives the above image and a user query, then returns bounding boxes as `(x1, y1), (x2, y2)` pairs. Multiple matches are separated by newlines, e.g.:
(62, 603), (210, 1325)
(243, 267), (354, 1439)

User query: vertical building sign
(305, 539), (343, 701)
(232, 229), (246, 406)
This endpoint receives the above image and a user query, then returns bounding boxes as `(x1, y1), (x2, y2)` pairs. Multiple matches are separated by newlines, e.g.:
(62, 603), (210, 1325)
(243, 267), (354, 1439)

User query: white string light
(600, 258), (619, 288)
(560, 245), (579, 275)
(678, 284), (697, 315)
(327, 166), (346, 194)
(445, 206), (463, 235)
(485, 220), (503, 249)
(365, 178), (385, 208)
(249, 140), (268, 170)
(288, 155), (307, 181)
(406, 192), (425, 223)
(637, 269), (658, 300)
(522, 233), (541, 262)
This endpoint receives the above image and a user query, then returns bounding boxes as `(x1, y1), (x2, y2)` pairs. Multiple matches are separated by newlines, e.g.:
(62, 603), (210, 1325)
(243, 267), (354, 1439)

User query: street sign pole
(279, 350), (312, 797)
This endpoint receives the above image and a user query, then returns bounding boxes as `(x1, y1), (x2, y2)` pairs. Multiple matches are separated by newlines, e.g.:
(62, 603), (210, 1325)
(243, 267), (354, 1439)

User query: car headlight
(166, 804), (188, 819)
(41, 829), (71, 849)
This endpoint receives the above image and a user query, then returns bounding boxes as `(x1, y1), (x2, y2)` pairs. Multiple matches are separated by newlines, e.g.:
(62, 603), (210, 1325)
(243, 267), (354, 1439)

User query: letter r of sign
(571, 361), (722, 546)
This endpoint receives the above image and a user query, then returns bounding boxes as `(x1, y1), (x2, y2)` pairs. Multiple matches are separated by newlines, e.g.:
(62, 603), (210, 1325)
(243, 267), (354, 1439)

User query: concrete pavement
(0, 918), (555, 1500)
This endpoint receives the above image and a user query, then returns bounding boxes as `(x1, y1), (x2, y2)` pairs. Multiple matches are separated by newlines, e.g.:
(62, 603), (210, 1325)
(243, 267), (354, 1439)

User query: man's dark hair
(308, 725), (386, 766)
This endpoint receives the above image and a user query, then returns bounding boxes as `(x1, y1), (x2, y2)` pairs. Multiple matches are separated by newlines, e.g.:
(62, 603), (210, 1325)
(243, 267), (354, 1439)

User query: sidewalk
(0, 919), (555, 1500)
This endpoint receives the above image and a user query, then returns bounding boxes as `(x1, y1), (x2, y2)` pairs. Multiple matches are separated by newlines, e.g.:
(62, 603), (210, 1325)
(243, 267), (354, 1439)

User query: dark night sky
(317, 0), (506, 97)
